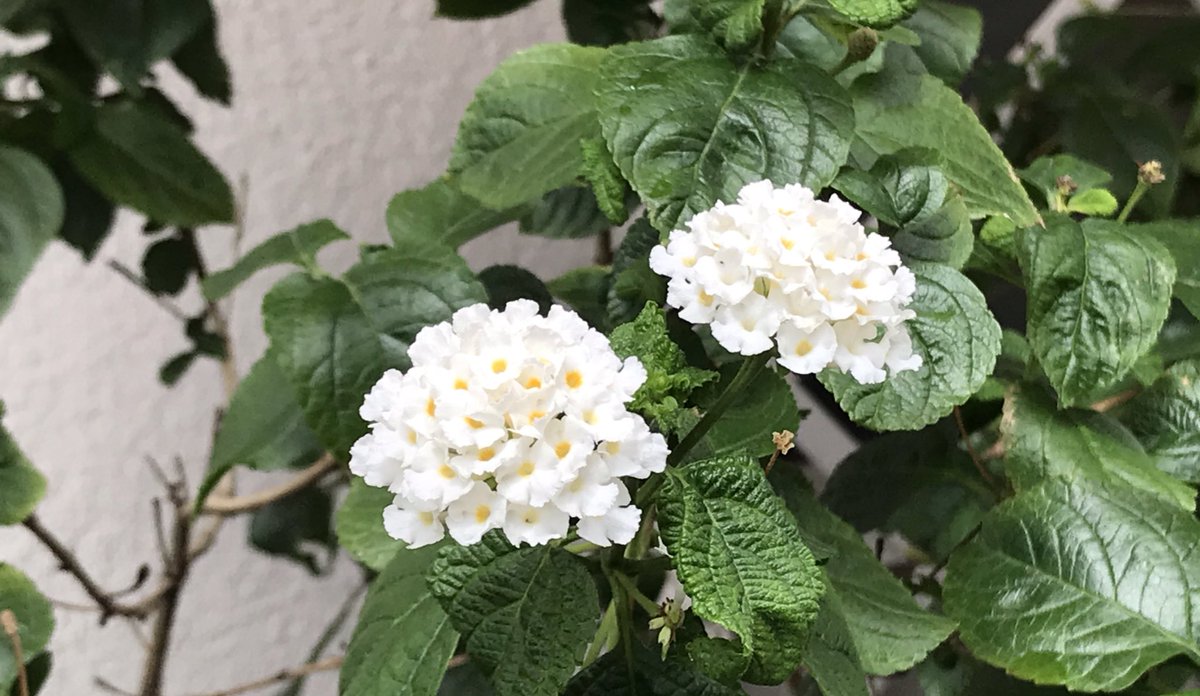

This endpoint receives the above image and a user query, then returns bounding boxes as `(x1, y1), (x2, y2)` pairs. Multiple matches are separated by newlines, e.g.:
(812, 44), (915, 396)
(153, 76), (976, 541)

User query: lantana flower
(349, 300), (667, 549)
(649, 181), (922, 385)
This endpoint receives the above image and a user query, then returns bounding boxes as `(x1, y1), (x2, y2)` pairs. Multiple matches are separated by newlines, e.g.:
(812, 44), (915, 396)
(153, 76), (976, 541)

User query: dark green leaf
(1119, 359), (1200, 483)
(894, 195), (973, 269)
(944, 478), (1200, 691)
(775, 16), (846, 72)
(1018, 217), (1176, 407)
(450, 44), (606, 209)
(158, 351), (197, 386)
(429, 534), (599, 696)
(598, 34), (855, 233)
(142, 237), (197, 296)
(800, 595), (871, 696)
(57, 0), (209, 87)
(335, 480), (399, 572)
(436, 0), (536, 18)
(340, 546), (459, 696)
(832, 149), (948, 228)
(0, 564), (53, 692)
(609, 303), (717, 422)
(579, 137), (631, 225)
(607, 218), (664, 326)
(820, 264), (1001, 431)
(563, 647), (744, 696)
(1134, 219), (1200, 320)
(698, 365), (801, 459)
(0, 146), (63, 319)
(248, 487), (335, 574)
(13, 651), (50, 696)
(546, 266), (610, 331)
(657, 455), (824, 683)
(202, 220), (348, 301)
(478, 265), (553, 314)
(171, 8), (231, 105)
(519, 186), (610, 240)
(563, 0), (660, 47)
(68, 102), (234, 226)
(662, 0), (766, 51)
(386, 179), (524, 249)
(902, 0), (982, 84)
(0, 403), (44, 526)
(828, 0), (917, 28)
(54, 161), (114, 261)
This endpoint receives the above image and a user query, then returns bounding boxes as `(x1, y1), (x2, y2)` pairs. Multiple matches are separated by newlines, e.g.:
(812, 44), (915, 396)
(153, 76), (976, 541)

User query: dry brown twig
(2, 610), (29, 696)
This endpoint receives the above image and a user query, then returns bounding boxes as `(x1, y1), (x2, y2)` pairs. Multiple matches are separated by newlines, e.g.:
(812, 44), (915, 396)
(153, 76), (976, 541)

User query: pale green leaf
(202, 220), (348, 301)
(820, 264), (1001, 431)
(1066, 189), (1118, 216)
(598, 35), (854, 233)
(335, 480), (399, 572)
(0, 564), (53, 692)
(0, 402), (44, 526)
(386, 179), (524, 249)
(944, 478), (1200, 692)
(0, 146), (63, 319)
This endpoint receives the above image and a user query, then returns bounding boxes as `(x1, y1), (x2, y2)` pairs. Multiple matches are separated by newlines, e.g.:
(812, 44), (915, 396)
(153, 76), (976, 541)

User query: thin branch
(2, 610), (28, 696)
(200, 455), (338, 516)
(107, 261), (189, 322)
(187, 655), (345, 696)
(953, 406), (1000, 492)
(137, 482), (192, 696)
(1092, 387), (1138, 413)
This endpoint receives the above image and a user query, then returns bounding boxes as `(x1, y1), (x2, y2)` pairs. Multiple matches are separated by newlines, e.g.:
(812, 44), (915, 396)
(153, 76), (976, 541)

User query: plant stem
(199, 454), (338, 516)
(1, 610), (28, 696)
(668, 352), (769, 467)
(612, 571), (661, 616)
(952, 406), (1000, 493)
(187, 655), (345, 696)
(582, 601), (618, 668)
(1117, 179), (1150, 223)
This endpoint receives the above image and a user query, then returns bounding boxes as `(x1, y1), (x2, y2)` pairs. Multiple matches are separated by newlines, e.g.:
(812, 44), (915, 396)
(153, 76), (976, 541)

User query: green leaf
(428, 534), (599, 696)
(609, 303), (717, 422)
(198, 352), (323, 510)
(1134, 219), (1200, 320)
(698, 366), (801, 459)
(580, 137), (631, 225)
(141, 236), (197, 296)
(607, 218), (664, 326)
(820, 263), (1001, 431)
(852, 73), (1039, 226)
(662, 0), (766, 51)
(598, 34), (855, 233)
(1119, 359), (1200, 483)
(248, 487), (335, 574)
(171, 8), (232, 105)
(777, 470), (956, 675)
(13, 651), (50, 696)
(1018, 217), (1176, 407)
(1002, 386), (1196, 512)
(894, 195), (973, 269)
(563, 647), (744, 696)
(335, 480), (399, 572)
(386, 179), (524, 250)
(1065, 188), (1118, 217)
(68, 101), (234, 226)
(943, 478), (1200, 692)
(340, 546), (459, 696)
(0, 403), (44, 526)
(829, 0), (917, 28)
(902, 0), (982, 84)
(54, 161), (114, 261)
(435, 0), (536, 18)
(546, 266), (610, 331)
(0, 564), (53, 692)
(775, 16), (847, 72)
(450, 44), (606, 209)
(57, 0), (209, 87)
(800, 595), (871, 696)
(202, 220), (349, 301)
(0, 146), (62, 319)
(657, 455), (824, 683)
(519, 186), (610, 240)
(478, 265), (553, 314)
(563, 0), (660, 47)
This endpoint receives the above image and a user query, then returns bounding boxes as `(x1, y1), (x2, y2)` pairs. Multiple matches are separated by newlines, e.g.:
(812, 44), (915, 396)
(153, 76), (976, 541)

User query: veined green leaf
(1119, 359), (1200, 483)
(902, 0), (982, 84)
(563, 646), (743, 696)
(386, 179), (525, 249)
(335, 480), (399, 572)
(829, 0), (918, 28)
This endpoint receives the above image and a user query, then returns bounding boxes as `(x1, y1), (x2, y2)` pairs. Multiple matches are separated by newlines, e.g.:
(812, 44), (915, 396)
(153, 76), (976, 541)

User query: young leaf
(201, 220), (349, 301)
(598, 34), (855, 233)
(340, 546), (459, 696)
(0, 403), (44, 526)
(68, 102), (234, 226)
(944, 478), (1200, 692)
(450, 44), (607, 209)
(1018, 154), (1113, 209)
(563, 646), (743, 696)
(820, 264), (1001, 431)
(829, 0), (918, 29)
(579, 137), (631, 225)
(386, 179), (524, 249)
(902, 0), (982, 84)
(1001, 386), (1196, 511)
(335, 480), (399, 572)
(1065, 188), (1118, 216)
(853, 73), (1039, 226)
(0, 147), (62, 320)
(0, 564), (53, 692)
(1119, 359), (1200, 483)
(1018, 217), (1176, 407)
(609, 303), (717, 423)
(428, 534), (600, 696)
(656, 455), (825, 683)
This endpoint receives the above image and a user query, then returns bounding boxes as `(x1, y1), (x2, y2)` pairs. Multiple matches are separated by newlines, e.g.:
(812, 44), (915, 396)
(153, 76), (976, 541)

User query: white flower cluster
(349, 300), (667, 549)
(649, 181), (923, 385)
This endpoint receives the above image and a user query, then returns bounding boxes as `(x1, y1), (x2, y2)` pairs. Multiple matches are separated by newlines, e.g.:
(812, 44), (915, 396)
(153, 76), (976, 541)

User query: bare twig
(187, 655), (346, 696)
(953, 406), (1000, 492)
(95, 676), (137, 695)
(2, 610), (28, 696)
(137, 480), (192, 696)
(200, 455), (338, 516)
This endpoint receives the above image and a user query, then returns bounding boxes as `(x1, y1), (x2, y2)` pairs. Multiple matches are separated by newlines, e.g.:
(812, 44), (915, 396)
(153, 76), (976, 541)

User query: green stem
(668, 352), (770, 467)
(582, 600), (618, 668)
(1117, 179), (1150, 223)
(613, 571), (661, 616)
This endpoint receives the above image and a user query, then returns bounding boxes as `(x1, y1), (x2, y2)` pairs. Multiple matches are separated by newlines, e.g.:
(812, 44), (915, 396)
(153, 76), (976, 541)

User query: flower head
(350, 300), (666, 548)
(650, 181), (922, 384)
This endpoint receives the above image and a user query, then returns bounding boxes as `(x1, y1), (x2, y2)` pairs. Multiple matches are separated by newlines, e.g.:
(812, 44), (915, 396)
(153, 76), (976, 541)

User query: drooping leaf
(68, 101), (234, 226)
(477, 265), (553, 314)
(202, 220), (349, 301)
(598, 34), (855, 233)
(386, 179), (524, 250)
(340, 546), (459, 696)
(563, 647), (744, 696)
(53, 161), (114, 261)
(943, 478), (1200, 692)
(902, 0), (982, 84)
(828, 0), (918, 29)
(428, 534), (599, 696)
(450, 44), (607, 209)
(820, 263), (1001, 431)
(657, 455), (824, 683)
(1001, 386), (1196, 512)
(335, 480), (399, 572)
(1018, 217), (1176, 407)
(0, 403), (44, 526)
(171, 7), (232, 105)
(0, 147), (63, 319)
(1134, 218), (1200, 320)
(609, 303), (717, 422)
(248, 486), (336, 574)
(1119, 359), (1200, 483)
(0, 564), (53, 692)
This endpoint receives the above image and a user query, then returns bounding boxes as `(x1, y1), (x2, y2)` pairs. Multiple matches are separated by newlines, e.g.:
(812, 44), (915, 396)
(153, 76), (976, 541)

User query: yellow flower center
(524, 376), (542, 389)
(851, 279), (866, 289)
(477, 448), (495, 462)
(554, 442), (572, 459)
(453, 378), (468, 390)
(565, 371), (583, 389)
(465, 416), (485, 430)
(474, 505), (491, 523)
(491, 359), (507, 374)
(438, 464), (456, 479)
(795, 340), (813, 357)
(425, 398), (436, 416)
(517, 460), (535, 477)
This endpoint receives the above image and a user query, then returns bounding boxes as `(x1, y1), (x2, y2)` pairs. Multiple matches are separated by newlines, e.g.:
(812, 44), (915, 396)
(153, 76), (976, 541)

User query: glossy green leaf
(0, 147), (62, 319)
(1065, 188), (1118, 216)
(202, 220), (348, 301)
(0, 403), (44, 526)
(662, 0), (766, 51)
(386, 179), (524, 249)
(820, 264), (1001, 431)
(853, 73), (1038, 226)
(0, 564), (53, 692)
(1134, 219), (1200, 320)
(902, 0), (982, 84)
(335, 480), (399, 572)
(1018, 217), (1176, 407)
(598, 34), (854, 233)
(340, 546), (459, 696)
(609, 303), (717, 422)
(1119, 359), (1200, 483)
(450, 44), (606, 209)
(428, 534), (599, 696)
(829, 0), (917, 28)
(563, 647), (744, 696)
(657, 455), (824, 683)
(944, 478), (1200, 692)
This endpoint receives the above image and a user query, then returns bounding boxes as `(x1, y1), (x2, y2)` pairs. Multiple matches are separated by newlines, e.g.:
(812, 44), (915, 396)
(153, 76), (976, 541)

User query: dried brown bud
(772, 430), (795, 455)
(1138, 160), (1165, 185)
(1055, 175), (1077, 197)
(846, 28), (879, 64)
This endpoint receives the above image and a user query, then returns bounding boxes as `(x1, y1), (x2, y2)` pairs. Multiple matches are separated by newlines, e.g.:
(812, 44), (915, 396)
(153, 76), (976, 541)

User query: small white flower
(383, 503), (446, 548)
(577, 505), (641, 547)
(445, 482), (507, 545)
(504, 503), (570, 546)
